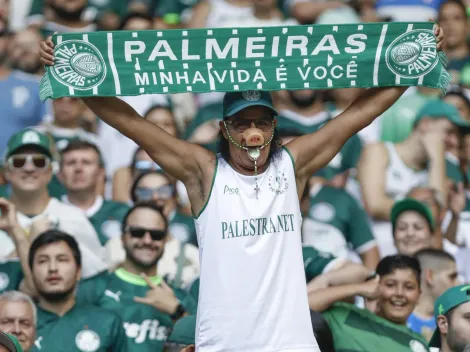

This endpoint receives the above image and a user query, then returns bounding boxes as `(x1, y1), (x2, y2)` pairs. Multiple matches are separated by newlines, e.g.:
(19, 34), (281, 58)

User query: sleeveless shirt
(194, 148), (319, 352)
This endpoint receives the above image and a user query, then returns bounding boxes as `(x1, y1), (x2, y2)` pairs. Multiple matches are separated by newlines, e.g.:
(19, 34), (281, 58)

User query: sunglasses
(225, 118), (273, 133)
(127, 226), (167, 241)
(135, 185), (174, 201)
(7, 154), (51, 170)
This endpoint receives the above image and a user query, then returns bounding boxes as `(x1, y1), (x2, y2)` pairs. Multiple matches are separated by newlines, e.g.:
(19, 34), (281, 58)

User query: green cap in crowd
(429, 284), (470, 348)
(4, 129), (52, 160)
(166, 315), (196, 346)
(0, 332), (24, 352)
(391, 198), (435, 232)
(223, 90), (278, 118)
(414, 100), (470, 132)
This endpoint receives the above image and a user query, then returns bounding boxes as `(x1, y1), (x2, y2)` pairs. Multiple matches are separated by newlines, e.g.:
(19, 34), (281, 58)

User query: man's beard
(448, 327), (470, 352)
(38, 285), (75, 303)
(50, 3), (85, 22)
(288, 91), (318, 108)
(124, 244), (163, 269)
(10, 60), (42, 75)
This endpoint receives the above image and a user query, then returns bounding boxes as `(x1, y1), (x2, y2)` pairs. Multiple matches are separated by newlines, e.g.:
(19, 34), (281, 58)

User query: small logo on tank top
(224, 185), (239, 195)
(269, 171), (288, 195)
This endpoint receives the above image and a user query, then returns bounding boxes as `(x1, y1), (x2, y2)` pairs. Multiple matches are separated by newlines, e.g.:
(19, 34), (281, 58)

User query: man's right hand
(421, 131), (445, 160)
(40, 35), (55, 66)
(0, 198), (18, 233)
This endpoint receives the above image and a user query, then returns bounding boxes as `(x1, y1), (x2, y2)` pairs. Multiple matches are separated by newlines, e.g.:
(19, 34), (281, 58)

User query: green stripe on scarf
(39, 22), (451, 101)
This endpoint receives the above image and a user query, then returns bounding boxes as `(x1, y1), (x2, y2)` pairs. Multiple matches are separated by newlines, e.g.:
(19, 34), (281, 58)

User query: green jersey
(445, 153), (470, 184)
(302, 184), (376, 258)
(0, 259), (23, 294)
(33, 303), (127, 352)
(76, 268), (197, 351)
(277, 110), (363, 179)
(323, 302), (429, 352)
(188, 245), (338, 302)
(86, 199), (130, 245)
(170, 211), (198, 247)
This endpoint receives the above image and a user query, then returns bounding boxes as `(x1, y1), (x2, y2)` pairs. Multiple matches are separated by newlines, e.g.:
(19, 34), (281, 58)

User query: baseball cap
(166, 315), (196, 346)
(429, 284), (470, 347)
(390, 198), (435, 232)
(4, 129), (52, 159)
(0, 332), (24, 352)
(223, 90), (278, 119)
(414, 100), (470, 132)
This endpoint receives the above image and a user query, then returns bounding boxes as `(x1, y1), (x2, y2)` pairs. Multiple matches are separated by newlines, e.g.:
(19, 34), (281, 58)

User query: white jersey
(195, 149), (319, 352)
(373, 143), (429, 256)
(383, 142), (428, 200)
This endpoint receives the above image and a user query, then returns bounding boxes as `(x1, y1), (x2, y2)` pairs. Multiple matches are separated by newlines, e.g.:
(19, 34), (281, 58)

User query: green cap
(429, 284), (470, 347)
(391, 198), (435, 232)
(4, 129), (52, 159)
(223, 90), (278, 118)
(414, 100), (470, 131)
(166, 315), (196, 346)
(0, 332), (24, 351)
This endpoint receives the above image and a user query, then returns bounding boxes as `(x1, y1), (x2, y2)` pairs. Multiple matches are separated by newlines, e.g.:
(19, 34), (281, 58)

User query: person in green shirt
(309, 254), (429, 352)
(29, 230), (127, 352)
(163, 315), (196, 352)
(429, 284), (470, 352)
(76, 202), (197, 352)
(302, 181), (380, 271)
(58, 140), (129, 245)
(0, 260), (23, 294)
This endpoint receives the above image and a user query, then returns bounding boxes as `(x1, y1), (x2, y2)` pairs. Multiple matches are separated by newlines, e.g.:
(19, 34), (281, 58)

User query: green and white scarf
(39, 22), (450, 101)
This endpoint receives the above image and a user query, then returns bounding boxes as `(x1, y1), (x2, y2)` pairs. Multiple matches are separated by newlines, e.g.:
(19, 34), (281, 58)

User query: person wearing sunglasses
(0, 129), (107, 279)
(130, 171), (200, 289)
(76, 202), (197, 352)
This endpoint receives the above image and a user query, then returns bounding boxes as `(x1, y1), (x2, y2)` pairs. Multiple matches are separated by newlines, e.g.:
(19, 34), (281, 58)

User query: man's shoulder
(47, 198), (89, 219)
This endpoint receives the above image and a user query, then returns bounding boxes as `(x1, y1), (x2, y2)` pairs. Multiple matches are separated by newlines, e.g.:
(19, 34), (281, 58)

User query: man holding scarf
(40, 25), (445, 351)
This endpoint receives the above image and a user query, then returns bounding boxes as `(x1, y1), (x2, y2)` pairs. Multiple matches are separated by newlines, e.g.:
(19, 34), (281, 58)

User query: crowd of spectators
(0, 0), (470, 351)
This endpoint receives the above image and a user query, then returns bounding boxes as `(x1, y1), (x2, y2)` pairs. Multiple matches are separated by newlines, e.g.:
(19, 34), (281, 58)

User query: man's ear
(424, 268), (434, 287)
(219, 121), (228, 140)
(437, 315), (449, 335)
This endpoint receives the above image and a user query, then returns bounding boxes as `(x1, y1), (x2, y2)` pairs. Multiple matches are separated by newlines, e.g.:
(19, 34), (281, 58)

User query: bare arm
(187, 0), (210, 28)
(358, 142), (395, 220)
(359, 247), (381, 272)
(322, 261), (369, 287)
(10, 225), (37, 296)
(287, 86), (408, 186)
(309, 276), (379, 312)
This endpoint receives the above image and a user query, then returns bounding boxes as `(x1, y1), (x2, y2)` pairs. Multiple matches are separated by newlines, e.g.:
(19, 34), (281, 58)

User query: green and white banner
(39, 22), (451, 101)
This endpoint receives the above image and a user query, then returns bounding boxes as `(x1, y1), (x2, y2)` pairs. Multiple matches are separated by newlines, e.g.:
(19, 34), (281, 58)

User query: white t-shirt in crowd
(0, 198), (107, 278)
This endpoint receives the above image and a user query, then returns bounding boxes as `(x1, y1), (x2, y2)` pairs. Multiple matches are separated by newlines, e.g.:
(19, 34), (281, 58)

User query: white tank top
(194, 149), (319, 352)
(384, 142), (428, 200)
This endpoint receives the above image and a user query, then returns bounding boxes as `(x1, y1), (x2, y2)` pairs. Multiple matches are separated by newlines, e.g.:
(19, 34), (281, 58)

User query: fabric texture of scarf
(39, 22), (451, 101)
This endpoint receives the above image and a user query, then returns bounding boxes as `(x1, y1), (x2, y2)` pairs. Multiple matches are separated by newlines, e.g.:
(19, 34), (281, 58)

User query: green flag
(39, 22), (450, 101)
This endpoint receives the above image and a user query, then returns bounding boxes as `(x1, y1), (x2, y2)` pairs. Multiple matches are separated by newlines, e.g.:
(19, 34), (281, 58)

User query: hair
(310, 310), (336, 352)
(414, 248), (456, 283)
(438, 0), (467, 19)
(0, 290), (37, 324)
(28, 230), (81, 270)
(445, 88), (470, 112)
(143, 104), (173, 119)
(130, 170), (174, 203)
(376, 255), (422, 287)
(216, 128), (283, 163)
(60, 139), (104, 167)
(119, 11), (153, 30)
(122, 201), (169, 233)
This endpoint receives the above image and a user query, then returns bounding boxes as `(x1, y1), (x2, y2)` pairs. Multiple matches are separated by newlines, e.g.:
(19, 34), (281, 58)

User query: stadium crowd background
(0, 0), (470, 351)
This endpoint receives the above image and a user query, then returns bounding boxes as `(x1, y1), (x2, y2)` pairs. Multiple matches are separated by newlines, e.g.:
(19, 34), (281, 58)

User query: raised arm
(287, 86), (408, 184)
(40, 38), (215, 214)
(287, 24), (444, 186)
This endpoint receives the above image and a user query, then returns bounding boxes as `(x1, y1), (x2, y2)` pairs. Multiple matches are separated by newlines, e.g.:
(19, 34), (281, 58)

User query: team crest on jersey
(52, 40), (107, 91)
(409, 339), (427, 352)
(242, 90), (261, 101)
(268, 171), (288, 195)
(101, 220), (122, 239)
(310, 202), (335, 222)
(75, 329), (101, 352)
(0, 273), (9, 291)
